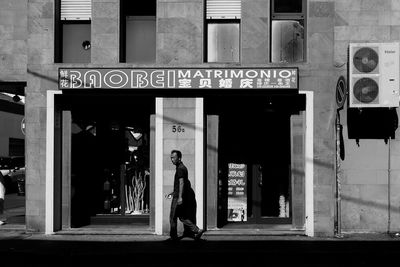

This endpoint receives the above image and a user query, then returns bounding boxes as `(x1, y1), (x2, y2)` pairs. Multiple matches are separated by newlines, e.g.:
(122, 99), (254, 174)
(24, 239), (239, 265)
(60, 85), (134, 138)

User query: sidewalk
(1, 228), (400, 267)
(2, 193), (400, 242)
(1, 227), (400, 242)
(2, 193), (25, 225)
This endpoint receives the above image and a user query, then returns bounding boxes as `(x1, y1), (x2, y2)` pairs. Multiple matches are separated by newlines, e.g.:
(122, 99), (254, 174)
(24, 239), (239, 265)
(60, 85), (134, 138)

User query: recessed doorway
(205, 93), (306, 229)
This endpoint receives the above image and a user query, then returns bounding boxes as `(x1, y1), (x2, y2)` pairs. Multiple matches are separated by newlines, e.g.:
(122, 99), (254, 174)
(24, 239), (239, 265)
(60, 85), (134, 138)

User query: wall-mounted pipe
(335, 112), (343, 237)
(387, 138), (391, 233)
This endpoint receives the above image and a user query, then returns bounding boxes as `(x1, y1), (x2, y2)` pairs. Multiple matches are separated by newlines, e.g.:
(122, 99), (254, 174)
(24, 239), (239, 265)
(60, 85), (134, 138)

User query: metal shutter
(61, 0), (91, 20)
(206, 0), (241, 19)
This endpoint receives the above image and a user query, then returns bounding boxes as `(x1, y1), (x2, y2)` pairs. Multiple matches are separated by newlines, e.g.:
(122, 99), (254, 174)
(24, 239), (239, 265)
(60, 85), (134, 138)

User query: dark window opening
(272, 0), (303, 13)
(120, 0), (156, 63)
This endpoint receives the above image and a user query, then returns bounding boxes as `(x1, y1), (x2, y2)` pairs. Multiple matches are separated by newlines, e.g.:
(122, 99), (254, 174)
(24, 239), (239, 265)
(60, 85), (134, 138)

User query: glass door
(216, 100), (292, 226)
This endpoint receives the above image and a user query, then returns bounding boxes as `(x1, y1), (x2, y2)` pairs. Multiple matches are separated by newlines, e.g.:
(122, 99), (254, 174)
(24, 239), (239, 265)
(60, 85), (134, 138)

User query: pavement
(1, 194), (400, 266)
(1, 193), (25, 225)
(0, 228), (400, 267)
(1, 229), (400, 241)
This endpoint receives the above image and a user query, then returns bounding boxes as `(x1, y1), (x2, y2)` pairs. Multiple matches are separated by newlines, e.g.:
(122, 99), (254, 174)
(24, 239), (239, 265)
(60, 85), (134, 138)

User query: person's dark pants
(169, 198), (199, 239)
(0, 199), (4, 219)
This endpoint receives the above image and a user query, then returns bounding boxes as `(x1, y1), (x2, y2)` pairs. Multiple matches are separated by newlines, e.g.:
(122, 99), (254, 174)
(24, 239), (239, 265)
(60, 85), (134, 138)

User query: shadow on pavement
(0, 238), (399, 267)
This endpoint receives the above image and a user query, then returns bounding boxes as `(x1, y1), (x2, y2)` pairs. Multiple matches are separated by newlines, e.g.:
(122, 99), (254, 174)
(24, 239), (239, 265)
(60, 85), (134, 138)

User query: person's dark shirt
(173, 162), (189, 198)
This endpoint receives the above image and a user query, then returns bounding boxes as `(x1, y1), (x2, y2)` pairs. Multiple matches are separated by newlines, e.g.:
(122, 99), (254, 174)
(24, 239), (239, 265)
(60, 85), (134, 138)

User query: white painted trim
(300, 90), (314, 237)
(155, 98), (164, 235)
(45, 90), (62, 235)
(195, 98), (204, 229)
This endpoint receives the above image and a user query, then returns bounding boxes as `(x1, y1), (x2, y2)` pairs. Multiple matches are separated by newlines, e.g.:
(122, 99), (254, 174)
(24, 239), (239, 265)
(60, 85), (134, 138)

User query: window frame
(270, 0), (307, 63)
(54, 0), (91, 63)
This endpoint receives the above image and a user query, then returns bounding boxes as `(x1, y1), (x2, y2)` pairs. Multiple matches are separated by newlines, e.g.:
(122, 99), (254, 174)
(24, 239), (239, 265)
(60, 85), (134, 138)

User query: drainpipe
(387, 138), (391, 234)
(335, 112), (344, 238)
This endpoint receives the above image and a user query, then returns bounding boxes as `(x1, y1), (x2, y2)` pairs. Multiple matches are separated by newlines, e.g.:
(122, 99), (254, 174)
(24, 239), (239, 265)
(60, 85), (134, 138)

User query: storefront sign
(59, 68), (298, 90)
(227, 163), (247, 222)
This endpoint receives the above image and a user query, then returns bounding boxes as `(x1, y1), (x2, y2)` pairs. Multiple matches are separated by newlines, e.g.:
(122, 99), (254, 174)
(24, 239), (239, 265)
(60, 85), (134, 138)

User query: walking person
(166, 150), (205, 241)
(0, 171), (6, 225)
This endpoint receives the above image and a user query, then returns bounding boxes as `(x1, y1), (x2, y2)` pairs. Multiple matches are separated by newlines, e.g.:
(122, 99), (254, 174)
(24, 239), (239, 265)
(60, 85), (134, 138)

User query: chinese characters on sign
(227, 163), (247, 222)
(59, 68), (298, 90)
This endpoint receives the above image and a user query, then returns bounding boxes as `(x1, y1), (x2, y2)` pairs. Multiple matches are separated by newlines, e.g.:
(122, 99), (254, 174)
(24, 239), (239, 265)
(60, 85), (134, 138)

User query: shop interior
(205, 93), (305, 228)
(57, 92), (305, 229)
(60, 92), (154, 227)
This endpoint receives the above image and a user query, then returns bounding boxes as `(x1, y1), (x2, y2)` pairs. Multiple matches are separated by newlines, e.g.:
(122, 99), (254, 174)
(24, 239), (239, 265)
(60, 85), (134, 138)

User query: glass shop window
(55, 0), (91, 63)
(120, 0), (156, 63)
(69, 95), (154, 228)
(271, 0), (306, 63)
(206, 0), (241, 63)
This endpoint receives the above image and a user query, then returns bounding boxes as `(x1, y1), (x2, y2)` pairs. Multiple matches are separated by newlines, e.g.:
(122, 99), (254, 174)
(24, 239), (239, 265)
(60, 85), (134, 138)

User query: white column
(195, 98), (204, 229)
(300, 90), (314, 237)
(155, 98), (164, 235)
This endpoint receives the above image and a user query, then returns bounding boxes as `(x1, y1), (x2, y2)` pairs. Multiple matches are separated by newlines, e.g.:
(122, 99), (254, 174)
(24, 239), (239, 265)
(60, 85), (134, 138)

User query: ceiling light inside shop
(130, 131), (142, 140)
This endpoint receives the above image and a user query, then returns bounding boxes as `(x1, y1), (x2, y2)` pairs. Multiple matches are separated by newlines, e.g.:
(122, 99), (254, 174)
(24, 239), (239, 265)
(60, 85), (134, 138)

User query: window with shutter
(55, 0), (91, 63)
(61, 0), (92, 21)
(205, 0), (241, 63)
(206, 0), (241, 19)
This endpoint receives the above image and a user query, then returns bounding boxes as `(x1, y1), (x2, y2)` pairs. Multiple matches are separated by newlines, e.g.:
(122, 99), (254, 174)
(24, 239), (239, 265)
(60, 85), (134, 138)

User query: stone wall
(157, 0), (203, 64)
(92, 0), (119, 64)
(305, 0), (337, 236)
(242, 0), (270, 63)
(0, 0), (27, 81)
(26, 0), (57, 232)
(334, 0), (400, 233)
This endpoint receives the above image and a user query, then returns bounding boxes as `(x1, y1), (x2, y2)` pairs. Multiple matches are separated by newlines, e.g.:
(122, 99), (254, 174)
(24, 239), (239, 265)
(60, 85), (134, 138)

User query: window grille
(206, 0), (241, 19)
(61, 0), (91, 20)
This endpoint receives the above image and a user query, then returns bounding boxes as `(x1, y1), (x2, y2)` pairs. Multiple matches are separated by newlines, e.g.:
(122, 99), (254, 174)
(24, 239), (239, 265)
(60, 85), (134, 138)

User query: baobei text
(59, 68), (298, 90)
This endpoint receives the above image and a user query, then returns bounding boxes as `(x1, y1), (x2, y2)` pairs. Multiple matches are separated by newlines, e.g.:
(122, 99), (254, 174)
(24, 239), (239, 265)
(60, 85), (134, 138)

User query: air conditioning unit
(349, 42), (400, 108)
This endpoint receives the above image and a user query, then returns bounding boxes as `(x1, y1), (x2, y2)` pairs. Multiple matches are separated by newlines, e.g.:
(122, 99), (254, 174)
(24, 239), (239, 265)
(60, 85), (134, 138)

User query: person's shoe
(194, 229), (205, 240)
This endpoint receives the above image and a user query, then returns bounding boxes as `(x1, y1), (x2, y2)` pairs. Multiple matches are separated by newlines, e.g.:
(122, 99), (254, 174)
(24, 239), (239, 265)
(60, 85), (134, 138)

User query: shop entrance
(220, 110), (292, 225)
(205, 93), (306, 229)
(58, 93), (155, 228)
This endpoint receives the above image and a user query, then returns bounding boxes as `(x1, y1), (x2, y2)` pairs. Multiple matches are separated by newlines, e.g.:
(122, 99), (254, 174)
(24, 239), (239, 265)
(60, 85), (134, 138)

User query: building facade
(1, 0), (399, 237)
